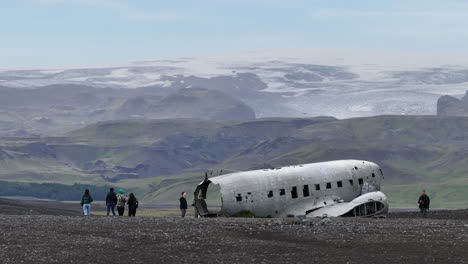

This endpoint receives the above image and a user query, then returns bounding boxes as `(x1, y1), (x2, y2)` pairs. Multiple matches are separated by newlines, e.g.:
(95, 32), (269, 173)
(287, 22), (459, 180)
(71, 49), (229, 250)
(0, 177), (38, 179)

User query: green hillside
(0, 115), (467, 208)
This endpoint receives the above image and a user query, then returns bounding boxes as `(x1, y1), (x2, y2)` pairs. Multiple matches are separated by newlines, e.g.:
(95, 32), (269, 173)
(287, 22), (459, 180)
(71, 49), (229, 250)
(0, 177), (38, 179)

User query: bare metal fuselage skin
(199, 160), (388, 218)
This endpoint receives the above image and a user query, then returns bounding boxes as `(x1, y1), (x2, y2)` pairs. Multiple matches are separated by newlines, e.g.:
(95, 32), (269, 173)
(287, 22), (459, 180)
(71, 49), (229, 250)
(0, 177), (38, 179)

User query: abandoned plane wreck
(193, 160), (388, 218)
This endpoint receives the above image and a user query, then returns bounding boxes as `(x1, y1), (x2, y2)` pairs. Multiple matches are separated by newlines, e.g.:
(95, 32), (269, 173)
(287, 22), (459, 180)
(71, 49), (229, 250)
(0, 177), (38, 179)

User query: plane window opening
(343, 201), (386, 217)
(379, 169), (384, 176)
(358, 178), (364, 185)
(279, 189), (286, 196)
(326, 182), (332, 189)
(267, 190), (273, 198)
(354, 166), (358, 170)
(315, 184), (320, 191)
(303, 185), (310, 197)
(349, 180), (354, 186)
(337, 181), (343, 188)
(236, 194), (242, 202)
(372, 173), (375, 178)
(247, 192), (252, 195)
(291, 186), (298, 199)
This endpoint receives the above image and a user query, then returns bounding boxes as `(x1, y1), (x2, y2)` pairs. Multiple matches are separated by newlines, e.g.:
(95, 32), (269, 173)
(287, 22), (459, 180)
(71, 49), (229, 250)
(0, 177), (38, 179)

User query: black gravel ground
(0, 199), (467, 263)
(0, 198), (81, 216)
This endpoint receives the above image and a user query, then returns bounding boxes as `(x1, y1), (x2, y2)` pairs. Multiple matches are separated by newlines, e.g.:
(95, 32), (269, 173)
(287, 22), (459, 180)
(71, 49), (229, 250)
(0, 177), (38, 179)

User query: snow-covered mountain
(2, 49), (468, 119)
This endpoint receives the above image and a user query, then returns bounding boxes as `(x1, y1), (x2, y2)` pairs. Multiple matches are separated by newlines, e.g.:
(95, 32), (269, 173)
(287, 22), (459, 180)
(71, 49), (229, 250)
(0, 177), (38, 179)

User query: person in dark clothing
(106, 187), (118, 216)
(81, 189), (93, 216)
(127, 192), (139, 217)
(179, 192), (188, 218)
(418, 190), (430, 218)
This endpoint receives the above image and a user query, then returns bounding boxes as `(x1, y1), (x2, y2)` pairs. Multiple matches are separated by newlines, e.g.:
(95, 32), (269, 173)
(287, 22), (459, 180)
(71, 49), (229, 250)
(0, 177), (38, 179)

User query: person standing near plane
(418, 190), (430, 218)
(81, 189), (93, 216)
(106, 187), (117, 216)
(179, 192), (188, 218)
(116, 189), (127, 216)
(127, 192), (139, 217)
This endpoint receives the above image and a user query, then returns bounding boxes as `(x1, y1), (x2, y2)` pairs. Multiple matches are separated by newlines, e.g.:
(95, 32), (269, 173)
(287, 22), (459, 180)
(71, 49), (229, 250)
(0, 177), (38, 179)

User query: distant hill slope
(0, 85), (255, 136)
(0, 115), (467, 208)
(116, 88), (255, 120)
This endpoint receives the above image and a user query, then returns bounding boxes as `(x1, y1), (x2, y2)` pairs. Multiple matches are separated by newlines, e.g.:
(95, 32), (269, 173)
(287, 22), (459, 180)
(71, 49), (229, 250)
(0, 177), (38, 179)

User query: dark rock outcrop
(437, 95), (468, 116)
(437, 92), (468, 116)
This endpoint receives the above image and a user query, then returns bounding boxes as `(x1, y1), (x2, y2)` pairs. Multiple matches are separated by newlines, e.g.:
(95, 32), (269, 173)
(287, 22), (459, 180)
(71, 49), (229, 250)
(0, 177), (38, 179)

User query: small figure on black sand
(179, 192), (188, 218)
(81, 189), (93, 216)
(418, 190), (430, 218)
(106, 187), (118, 216)
(116, 189), (127, 216)
(127, 192), (139, 217)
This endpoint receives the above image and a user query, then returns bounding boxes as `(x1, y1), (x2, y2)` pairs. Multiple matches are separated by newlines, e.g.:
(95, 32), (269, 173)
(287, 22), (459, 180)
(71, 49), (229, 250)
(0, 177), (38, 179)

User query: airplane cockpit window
(236, 194), (242, 202)
(279, 189), (286, 196)
(358, 178), (364, 185)
(303, 185), (310, 197)
(349, 179), (354, 186)
(337, 181), (343, 188)
(315, 184), (320, 191)
(326, 182), (332, 189)
(267, 190), (273, 198)
(372, 173), (375, 178)
(379, 168), (384, 176)
(291, 186), (298, 198)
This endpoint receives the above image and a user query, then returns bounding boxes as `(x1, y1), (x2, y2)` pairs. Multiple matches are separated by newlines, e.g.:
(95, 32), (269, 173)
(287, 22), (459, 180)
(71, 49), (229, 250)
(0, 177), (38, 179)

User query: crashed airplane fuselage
(194, 160), (388, 218)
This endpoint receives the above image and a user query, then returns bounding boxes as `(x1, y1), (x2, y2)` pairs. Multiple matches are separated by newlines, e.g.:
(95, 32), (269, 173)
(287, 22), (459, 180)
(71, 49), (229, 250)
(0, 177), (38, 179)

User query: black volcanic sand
(0, 198), (81, 216)
(0, 200), (467, 264)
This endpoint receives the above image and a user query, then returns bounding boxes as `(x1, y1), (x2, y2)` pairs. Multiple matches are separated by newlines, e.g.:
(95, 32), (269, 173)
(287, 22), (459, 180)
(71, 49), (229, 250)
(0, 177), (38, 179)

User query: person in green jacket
(81, 189), (93, 216)
(116, 189), (127, 216)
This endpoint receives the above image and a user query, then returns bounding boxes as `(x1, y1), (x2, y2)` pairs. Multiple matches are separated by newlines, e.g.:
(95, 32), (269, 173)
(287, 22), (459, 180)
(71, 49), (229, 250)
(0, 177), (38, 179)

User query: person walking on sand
(81, 189), (93, 216)
(179, 192), (188, 218)
(106, 187), (118, 216)
(127, 192), (139, 217)
(418, 190), (430, 218)
(116, 189), (127, 216)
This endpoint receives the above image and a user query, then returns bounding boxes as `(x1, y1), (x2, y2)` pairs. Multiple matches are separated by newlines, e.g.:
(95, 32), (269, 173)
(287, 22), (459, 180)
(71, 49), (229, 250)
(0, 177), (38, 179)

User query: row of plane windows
(236, 177), (367, 202)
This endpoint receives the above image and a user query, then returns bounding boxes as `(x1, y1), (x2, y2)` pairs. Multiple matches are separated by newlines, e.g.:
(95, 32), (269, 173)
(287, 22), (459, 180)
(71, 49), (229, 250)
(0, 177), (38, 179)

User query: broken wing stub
(307, 191), (388, 218)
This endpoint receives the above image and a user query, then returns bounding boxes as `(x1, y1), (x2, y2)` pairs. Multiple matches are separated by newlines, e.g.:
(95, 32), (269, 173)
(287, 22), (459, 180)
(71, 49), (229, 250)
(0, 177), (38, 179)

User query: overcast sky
(1, 0), (468, 68)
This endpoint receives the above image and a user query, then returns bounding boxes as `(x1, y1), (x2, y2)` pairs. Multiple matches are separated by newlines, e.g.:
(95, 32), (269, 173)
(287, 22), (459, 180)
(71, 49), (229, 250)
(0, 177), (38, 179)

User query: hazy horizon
(2, 0), (468, 68)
